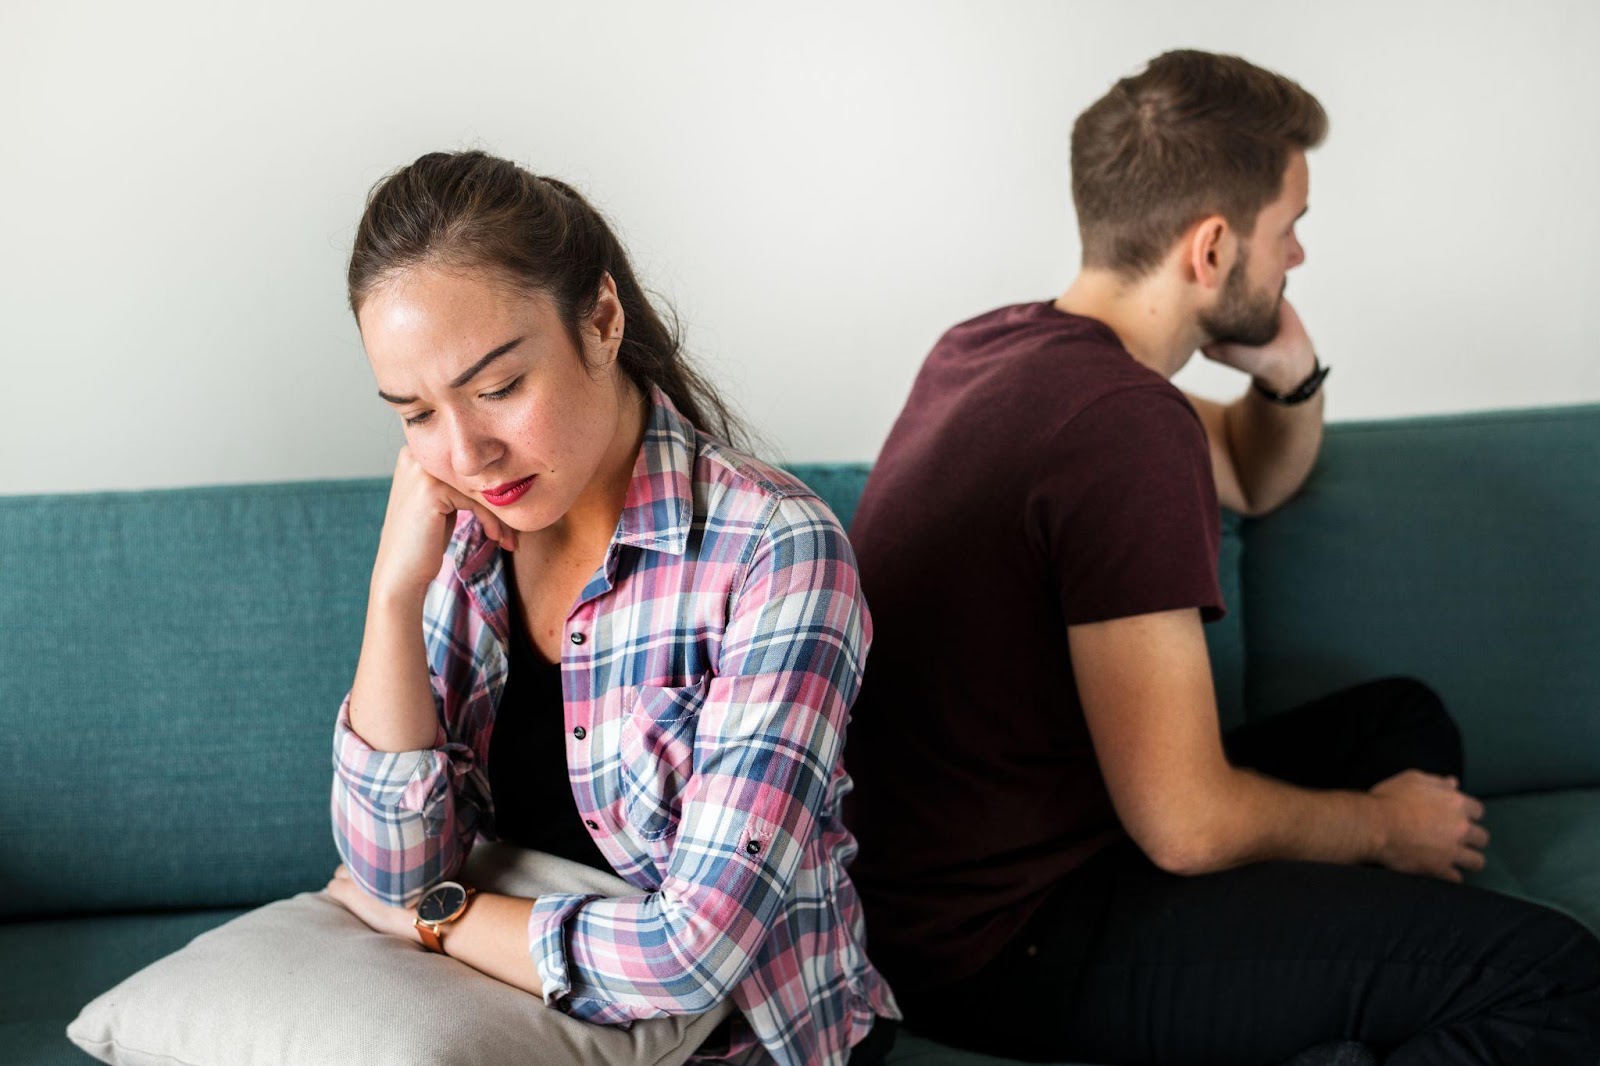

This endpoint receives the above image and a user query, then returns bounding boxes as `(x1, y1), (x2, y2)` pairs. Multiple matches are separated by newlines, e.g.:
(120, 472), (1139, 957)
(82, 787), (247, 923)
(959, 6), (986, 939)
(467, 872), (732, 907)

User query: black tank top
(488, 578), (613, 874)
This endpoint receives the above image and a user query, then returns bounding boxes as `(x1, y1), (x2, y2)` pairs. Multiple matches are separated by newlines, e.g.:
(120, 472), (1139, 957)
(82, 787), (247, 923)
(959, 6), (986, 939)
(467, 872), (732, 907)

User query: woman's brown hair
(347, 150), (743, 446)
(1072, 50), (1328, 278)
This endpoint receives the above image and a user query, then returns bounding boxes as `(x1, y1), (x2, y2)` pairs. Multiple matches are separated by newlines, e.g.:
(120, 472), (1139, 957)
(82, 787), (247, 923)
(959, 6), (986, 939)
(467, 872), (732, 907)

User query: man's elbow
(1230, 493), (1270, 520)
(1232, 482), (1300, 519)
(1128, 806), (1242, 877)
(1142, 833), (1232, 877)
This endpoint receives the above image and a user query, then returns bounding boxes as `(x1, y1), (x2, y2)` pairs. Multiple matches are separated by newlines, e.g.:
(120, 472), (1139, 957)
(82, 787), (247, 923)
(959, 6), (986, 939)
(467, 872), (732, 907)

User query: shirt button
(572, 726), (586, 740)
(746, 839), (762, 855)
(569, 632), (585, 645)
(585, 820), (599, 830)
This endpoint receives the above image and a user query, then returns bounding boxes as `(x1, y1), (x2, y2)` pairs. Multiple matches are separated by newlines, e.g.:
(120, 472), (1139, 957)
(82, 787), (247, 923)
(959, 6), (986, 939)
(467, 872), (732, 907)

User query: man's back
(844, 299), (1223, 991)
(843, 50), (1599, 1065)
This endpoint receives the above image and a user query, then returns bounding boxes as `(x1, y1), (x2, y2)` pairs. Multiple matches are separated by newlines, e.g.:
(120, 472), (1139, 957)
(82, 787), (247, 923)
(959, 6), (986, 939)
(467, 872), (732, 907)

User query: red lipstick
(482, 475), (536, 507)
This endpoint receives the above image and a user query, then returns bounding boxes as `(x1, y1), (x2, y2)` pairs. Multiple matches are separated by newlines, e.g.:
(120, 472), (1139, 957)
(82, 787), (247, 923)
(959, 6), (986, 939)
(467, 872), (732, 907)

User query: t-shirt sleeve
(1029, 385), (1225, 627)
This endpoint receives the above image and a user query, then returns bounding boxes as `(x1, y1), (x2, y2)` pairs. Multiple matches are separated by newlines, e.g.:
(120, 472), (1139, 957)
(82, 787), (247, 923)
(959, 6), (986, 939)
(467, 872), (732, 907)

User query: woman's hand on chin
(371, 446), (518, 605)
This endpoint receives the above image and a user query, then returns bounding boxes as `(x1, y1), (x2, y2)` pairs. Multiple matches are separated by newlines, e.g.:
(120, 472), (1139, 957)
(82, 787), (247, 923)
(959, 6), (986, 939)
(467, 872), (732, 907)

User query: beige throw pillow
(67, 843), (733, 1066)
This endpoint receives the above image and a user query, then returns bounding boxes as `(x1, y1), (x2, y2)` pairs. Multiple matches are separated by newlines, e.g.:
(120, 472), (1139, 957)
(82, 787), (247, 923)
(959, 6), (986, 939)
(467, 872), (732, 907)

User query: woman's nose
(446, 415), (501, 479)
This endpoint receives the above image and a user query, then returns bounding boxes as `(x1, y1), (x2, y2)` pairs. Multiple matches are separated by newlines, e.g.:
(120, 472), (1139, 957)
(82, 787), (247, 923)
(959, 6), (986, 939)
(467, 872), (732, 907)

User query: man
(843, 50), (1600, 1065)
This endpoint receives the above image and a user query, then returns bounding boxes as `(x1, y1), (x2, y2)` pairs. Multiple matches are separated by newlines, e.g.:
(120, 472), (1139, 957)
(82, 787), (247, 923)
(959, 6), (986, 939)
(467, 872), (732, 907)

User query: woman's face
(359, 264), (638, 533)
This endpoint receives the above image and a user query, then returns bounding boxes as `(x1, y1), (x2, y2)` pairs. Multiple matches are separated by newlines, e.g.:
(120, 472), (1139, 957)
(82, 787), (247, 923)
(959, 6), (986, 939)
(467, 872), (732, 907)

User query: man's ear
(1187, 216), (1233, 291)
(588, 272), (625, 365)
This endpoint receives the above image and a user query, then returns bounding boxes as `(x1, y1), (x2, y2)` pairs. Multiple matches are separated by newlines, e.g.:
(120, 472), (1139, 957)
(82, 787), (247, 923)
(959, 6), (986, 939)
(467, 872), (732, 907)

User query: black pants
(848, 1017), (899, 1064)
(899, 678), (1600, 1065)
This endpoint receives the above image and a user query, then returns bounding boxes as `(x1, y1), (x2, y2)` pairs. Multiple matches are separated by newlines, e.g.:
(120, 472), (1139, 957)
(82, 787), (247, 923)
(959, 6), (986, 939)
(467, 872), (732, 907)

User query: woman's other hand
(324, 864), (424, 943)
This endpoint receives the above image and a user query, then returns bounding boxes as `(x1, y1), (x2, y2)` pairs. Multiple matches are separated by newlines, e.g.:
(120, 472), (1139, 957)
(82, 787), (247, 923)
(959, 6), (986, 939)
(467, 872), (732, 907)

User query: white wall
(3, 0), (1597, 495)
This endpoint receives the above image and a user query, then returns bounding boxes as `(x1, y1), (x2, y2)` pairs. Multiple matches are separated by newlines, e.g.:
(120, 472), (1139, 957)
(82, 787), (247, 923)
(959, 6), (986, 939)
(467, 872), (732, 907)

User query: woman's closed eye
(401, 377), (523, 426)
(480, 376), (523, 401)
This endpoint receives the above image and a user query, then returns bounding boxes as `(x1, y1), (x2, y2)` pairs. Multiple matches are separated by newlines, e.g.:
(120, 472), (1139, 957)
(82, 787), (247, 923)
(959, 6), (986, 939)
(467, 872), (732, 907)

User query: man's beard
(1200, 251), (1282, 347)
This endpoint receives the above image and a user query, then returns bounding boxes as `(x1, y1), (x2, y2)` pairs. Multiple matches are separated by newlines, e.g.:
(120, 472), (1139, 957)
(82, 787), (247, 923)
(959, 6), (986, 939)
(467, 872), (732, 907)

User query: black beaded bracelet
(1253, 359), (1330, 405)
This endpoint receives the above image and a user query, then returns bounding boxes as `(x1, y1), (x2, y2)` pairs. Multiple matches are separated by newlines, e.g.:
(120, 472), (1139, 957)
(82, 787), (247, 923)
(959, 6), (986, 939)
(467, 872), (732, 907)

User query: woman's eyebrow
(377, 337), (526, 405)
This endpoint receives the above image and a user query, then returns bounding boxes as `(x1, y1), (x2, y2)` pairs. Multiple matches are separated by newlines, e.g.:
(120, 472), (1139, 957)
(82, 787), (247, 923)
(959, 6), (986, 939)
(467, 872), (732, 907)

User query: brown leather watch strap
(415, 918), (445, 953)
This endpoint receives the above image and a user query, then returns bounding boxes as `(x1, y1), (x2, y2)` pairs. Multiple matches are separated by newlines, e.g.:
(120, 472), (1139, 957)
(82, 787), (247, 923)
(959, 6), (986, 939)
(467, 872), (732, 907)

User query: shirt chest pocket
(618, 678), (708, 841)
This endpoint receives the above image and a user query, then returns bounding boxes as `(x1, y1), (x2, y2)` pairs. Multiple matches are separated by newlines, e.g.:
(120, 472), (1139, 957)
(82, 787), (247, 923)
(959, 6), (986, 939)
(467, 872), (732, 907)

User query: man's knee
(1546, 910), (1600, 988)
(1368, 676), (1462, 779)
(1506, 905), (1600, 1050)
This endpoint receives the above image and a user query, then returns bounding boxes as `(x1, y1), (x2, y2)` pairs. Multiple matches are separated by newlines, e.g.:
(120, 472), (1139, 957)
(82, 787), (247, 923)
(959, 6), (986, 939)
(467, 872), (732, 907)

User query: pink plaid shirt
(332, 388), (898, 1065)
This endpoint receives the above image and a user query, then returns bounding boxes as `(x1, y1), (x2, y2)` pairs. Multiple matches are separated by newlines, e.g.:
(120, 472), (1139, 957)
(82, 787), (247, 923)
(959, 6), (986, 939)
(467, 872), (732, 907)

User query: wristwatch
(414, 880), (476, 953)
(1253, 357), (1330, 406)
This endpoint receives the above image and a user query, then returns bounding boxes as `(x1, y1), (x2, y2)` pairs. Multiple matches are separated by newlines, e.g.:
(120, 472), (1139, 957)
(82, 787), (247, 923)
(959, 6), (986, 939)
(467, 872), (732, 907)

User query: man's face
(1199, 151), (1309, 347)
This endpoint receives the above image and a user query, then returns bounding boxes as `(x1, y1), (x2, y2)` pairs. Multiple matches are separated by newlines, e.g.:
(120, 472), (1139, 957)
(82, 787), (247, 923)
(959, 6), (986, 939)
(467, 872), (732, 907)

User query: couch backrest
(0, 465), (1248, 919)
(0, 481), (387, 918)
(30, 399), (1594, 916)
(1239, 404), (1600, 796)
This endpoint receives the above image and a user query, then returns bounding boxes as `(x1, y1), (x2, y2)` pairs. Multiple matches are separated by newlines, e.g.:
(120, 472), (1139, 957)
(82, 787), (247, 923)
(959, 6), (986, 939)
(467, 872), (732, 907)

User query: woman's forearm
(437, 892), (544, 994)
(347, 584), (441, 752)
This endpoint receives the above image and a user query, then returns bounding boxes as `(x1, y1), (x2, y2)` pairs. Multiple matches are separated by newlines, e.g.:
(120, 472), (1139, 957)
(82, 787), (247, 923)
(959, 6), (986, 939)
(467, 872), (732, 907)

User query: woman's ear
(1187, 216), (1234, 291)
(589, 273), (625, 365)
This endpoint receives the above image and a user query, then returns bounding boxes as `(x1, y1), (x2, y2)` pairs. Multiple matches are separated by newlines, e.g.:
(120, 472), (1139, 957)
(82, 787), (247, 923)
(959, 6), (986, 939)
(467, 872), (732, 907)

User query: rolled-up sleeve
(330, 675), (478, 906)
(528, 494), (868, 1022)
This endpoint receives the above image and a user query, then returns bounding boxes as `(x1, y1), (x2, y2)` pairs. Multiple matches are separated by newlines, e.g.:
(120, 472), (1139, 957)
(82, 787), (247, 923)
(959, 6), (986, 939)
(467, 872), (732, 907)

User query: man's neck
(1053, 268), (1203, 380)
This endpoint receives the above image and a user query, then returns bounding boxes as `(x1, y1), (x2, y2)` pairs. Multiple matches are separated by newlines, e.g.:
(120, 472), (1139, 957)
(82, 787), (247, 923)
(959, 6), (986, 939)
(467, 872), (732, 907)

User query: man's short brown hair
(1071, 50), (1327, 278)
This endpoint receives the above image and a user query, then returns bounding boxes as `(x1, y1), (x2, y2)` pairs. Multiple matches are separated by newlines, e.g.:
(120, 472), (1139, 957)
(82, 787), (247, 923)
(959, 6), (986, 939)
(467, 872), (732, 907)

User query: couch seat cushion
(0, 908), (245, 1064)
(1473, 788), (1600, 933)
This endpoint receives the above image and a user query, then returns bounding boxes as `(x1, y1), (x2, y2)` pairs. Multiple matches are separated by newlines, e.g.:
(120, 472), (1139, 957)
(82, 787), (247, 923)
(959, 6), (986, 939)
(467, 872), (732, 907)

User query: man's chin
(1201, 284), (1283, 348)
(1207, 321), (1279, 349)
(1212, 304), (1282, 348)
(1221, 326), (1279, 348)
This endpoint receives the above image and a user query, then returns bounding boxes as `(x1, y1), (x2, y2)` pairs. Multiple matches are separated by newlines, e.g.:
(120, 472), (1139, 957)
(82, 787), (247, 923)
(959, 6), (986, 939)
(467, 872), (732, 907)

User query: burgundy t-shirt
(843, 301), (1224, 991)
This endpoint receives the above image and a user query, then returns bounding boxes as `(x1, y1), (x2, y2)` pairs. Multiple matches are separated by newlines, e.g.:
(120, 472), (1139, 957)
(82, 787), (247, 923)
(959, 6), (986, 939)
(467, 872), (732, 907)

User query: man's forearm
(1194, 766), (1383, 873)
(1222, 379), (1324, 514)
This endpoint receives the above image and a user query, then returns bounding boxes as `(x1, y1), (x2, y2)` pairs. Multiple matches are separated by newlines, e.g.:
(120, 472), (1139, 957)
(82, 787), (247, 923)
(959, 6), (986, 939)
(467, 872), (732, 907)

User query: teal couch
(4, 404), (1599, 1065)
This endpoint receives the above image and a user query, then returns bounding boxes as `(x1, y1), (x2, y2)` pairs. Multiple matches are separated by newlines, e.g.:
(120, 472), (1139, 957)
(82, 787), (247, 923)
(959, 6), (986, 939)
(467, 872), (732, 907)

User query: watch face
(417, 882), (468, 923)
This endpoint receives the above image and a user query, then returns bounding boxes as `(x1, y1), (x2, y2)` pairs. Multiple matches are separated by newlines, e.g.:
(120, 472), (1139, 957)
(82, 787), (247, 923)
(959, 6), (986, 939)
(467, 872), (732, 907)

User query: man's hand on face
(1202, 299), (1319, 395)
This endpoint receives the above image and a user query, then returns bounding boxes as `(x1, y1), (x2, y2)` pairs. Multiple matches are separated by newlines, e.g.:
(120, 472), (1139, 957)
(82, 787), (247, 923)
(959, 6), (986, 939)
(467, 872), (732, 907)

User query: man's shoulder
(859, 303), (1200, 516)
(1031, 382), (1212, 499)
(936, 300), (1125, 359)
(925, 301), (1166, 410)
(1061, 379), (1206, 438)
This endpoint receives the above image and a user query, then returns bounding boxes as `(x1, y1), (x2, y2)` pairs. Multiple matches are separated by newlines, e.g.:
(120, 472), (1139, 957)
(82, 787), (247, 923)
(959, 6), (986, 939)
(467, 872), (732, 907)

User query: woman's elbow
(647, 905), (757, 1011)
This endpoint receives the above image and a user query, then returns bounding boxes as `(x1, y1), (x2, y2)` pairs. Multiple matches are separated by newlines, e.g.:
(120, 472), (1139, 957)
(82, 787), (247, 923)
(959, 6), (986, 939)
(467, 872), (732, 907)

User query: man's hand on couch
(1369, 771), (1491, 883)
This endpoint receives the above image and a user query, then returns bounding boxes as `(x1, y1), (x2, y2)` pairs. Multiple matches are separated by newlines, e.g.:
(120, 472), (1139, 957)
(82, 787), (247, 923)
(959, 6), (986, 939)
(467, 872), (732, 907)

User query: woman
(323, 150), (898, 1065)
